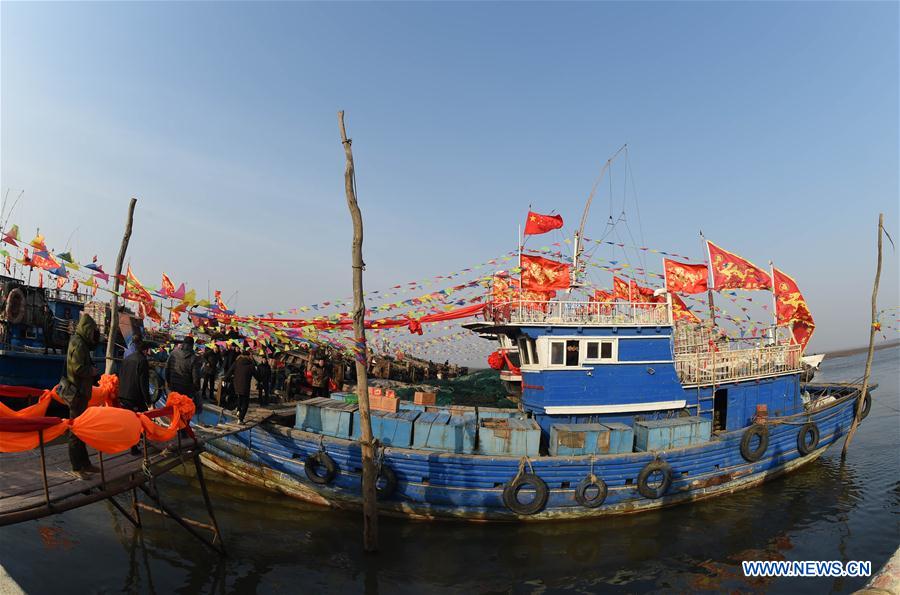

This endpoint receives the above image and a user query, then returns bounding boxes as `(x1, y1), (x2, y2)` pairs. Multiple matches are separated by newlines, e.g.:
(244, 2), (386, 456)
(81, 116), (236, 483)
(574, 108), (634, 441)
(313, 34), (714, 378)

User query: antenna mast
(571, 144), (628, 287)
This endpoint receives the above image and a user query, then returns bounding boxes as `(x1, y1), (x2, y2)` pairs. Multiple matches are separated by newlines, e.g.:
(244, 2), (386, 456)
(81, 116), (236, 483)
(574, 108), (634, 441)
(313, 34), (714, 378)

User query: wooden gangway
(0, 406), (276, 554)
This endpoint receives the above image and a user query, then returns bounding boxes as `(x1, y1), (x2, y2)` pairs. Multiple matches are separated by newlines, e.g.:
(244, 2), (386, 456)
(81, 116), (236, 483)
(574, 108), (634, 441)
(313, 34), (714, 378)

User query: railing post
(38, 429), (51, 508)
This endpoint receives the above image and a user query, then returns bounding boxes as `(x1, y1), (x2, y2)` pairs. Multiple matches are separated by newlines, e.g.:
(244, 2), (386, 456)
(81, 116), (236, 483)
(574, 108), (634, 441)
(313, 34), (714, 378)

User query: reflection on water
(1, 347), (897, 594)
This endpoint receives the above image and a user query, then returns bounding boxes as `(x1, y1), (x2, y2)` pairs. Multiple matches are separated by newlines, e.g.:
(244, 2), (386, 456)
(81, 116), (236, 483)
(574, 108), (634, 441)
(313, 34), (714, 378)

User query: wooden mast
(842, 213), (884, 458)
(338, 111), (378, 551)
(105, 198), (137, 374)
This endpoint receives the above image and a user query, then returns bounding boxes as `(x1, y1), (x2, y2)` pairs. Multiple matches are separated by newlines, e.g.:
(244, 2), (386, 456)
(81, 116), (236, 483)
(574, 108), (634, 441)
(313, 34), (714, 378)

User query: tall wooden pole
(842, 213), (884, 457)
(105, 198), (137, 374)
(338, 111), (378, 551)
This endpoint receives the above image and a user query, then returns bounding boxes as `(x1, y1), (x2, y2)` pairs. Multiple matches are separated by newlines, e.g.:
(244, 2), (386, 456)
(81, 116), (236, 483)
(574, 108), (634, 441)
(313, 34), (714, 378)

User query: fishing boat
(193, 149), (873, 520)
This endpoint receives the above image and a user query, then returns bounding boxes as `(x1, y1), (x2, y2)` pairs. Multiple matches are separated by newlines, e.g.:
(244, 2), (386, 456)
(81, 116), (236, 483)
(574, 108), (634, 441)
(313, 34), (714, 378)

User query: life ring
(575, 476), (608, 508)
(740, 424), (769, 462)
(375, 464), (397, 499)
(637, 460), (672, 499)
(502, 473), (549, 515)
(858, 392), (871, 421)
(304, 451), (337, 485)
(5, 288), (25, 324)
(797, 422), (820, 456)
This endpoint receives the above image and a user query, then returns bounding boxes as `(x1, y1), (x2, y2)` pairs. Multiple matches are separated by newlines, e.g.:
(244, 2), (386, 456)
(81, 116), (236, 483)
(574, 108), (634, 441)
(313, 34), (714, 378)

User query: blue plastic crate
(634, 417), (708, 451)
(352, 410), (420, 447)
(478, 417), (541, 457)
(602, 422), (635, 454)
(412, 411), (475, 453)
(549, 422), (629, 456)
(295, 397), (356, 438)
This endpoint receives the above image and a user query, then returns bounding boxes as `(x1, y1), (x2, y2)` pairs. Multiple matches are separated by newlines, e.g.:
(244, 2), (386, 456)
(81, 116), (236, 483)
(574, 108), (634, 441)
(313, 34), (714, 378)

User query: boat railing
(486, 299), (671, 326)
(674, 343), (803, 385)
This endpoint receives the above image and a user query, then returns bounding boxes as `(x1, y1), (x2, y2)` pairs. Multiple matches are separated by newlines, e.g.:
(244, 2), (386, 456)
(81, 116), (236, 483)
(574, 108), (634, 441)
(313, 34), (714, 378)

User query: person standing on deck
(166, 336), (202, 421)
(59, 313), (101, 476)
(255, 357), (272, 406)
(225, 348), (256, 423)
(220, 343), (238, 409)
(308, 348), (330, 399)
(200, 344), (220, 401)
(119, 337), (151, 455)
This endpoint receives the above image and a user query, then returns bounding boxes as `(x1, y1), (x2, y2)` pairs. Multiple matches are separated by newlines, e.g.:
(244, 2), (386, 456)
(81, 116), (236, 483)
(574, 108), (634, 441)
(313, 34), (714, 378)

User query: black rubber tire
(740, 424), (769, 462)
(797, 422), (820, 456)
(502, 473), (549, 515)
(858, 392), (872, 421)
(5, 288), (25, 324)
(575, 476), (608, 508)
(375, 465), (398, 499)
(637, 461), (672, 499)
(304, 451), (337, 485)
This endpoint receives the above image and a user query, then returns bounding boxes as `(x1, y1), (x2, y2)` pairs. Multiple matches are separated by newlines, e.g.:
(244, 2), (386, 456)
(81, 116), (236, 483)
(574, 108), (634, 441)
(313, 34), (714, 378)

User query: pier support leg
(137, 484), (226, 556)
(193, 452), (224, 547)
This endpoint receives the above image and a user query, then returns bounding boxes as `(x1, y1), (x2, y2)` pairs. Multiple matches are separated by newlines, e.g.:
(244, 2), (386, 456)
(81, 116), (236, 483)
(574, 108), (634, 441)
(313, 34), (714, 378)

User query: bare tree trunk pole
(338, 111), (378, 552)
(842, 212), (883, 458)
(104, 198), (137, 374)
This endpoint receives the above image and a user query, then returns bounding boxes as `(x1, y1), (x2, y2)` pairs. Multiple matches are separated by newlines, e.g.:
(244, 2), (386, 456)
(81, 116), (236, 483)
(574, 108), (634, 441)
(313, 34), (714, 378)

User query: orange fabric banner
(773, 267), (815, 351)
(71, 406), (144, 453)
(613, 276), (630, 301)
(630, 279), (655, 303)
(663, 258), (709, 294)
(671, 293), (700, 323)
(707, 241), (772, 290)
(123, 265), (153, 303)
(521, 255), (570, 291)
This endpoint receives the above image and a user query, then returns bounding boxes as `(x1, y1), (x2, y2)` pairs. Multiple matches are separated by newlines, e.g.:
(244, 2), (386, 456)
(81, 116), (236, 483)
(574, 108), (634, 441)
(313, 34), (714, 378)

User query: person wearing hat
(166, 336), (202, 420)
(225, 347), (257, 424)
(119, 337), (152, 455)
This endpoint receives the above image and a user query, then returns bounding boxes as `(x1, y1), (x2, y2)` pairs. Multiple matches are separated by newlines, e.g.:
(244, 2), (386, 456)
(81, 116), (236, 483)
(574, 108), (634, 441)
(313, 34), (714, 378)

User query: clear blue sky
(1, 1), (897, 358)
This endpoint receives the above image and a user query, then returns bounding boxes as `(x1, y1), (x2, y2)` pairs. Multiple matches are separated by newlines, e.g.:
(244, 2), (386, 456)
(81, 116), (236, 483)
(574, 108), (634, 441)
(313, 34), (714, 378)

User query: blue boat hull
(196, 393), (862, 521)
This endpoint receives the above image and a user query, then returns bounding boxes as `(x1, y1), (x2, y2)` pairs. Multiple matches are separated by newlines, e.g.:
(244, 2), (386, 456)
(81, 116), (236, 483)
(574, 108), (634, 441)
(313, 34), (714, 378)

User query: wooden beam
(338, 111), (378, 552)
(842, 213), (884, 457)
(105, 198), (137, 374)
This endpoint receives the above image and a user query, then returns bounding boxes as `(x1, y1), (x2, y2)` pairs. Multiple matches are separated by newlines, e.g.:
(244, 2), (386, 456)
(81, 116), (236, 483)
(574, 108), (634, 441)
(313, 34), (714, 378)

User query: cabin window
(528, 339), (539, 365)
(583, 339), (617, 363)
(565, 340), (579, 366)
(550, 341), (564, 365)
(518, 338), (531, 365)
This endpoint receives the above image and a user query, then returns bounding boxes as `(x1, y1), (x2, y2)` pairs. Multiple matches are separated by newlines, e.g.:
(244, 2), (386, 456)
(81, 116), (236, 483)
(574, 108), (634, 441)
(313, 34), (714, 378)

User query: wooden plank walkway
(0, 406), (277, 527)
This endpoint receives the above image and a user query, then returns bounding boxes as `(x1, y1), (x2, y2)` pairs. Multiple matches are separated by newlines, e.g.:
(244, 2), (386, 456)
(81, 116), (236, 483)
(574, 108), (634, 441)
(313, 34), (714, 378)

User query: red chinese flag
(592, 289), (612, 302)
(707, 241), (772, 290)
(663, 259), (709, 294)
(671, 293), (700, 323)
(161, 273), (176, 298)
(524, 211), (564, 236)
(521, 255), (570, 291)
(521, 289), (556, 302)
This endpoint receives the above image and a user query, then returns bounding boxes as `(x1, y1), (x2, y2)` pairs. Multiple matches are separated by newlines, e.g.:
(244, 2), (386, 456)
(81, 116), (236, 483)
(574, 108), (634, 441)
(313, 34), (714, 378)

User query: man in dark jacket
(220, 343), (238, 409)
(166, 336), (202, 418)
(255, 358), (272, 406)
(200, 345), (220, 400)
(60, 313), (101, 475)
(119, 337), (150, 455)
(308, 349), (330, 399)
(225, 349), (256, 423)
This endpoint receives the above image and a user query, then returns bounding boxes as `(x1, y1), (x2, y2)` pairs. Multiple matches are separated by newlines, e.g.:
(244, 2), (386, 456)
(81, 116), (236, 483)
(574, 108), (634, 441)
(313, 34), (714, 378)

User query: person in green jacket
(60, 313), (101, 475)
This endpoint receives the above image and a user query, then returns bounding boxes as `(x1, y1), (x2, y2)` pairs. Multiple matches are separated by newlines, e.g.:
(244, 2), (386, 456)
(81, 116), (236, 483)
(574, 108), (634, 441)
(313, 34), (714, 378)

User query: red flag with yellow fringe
(773, 267), (815, 351)
(521, 255), (570, 291)
(707, 241), (772, 291)
(664, 258), (708, 294)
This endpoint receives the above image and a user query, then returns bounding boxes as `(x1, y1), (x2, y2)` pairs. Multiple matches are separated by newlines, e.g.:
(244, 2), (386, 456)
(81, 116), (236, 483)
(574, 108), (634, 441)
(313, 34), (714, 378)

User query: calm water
(1, 347), (898, 594)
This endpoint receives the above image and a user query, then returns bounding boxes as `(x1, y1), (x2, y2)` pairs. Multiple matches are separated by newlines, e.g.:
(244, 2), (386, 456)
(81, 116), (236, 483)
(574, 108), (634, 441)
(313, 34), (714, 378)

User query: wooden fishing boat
(194, 297), (872, 521)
